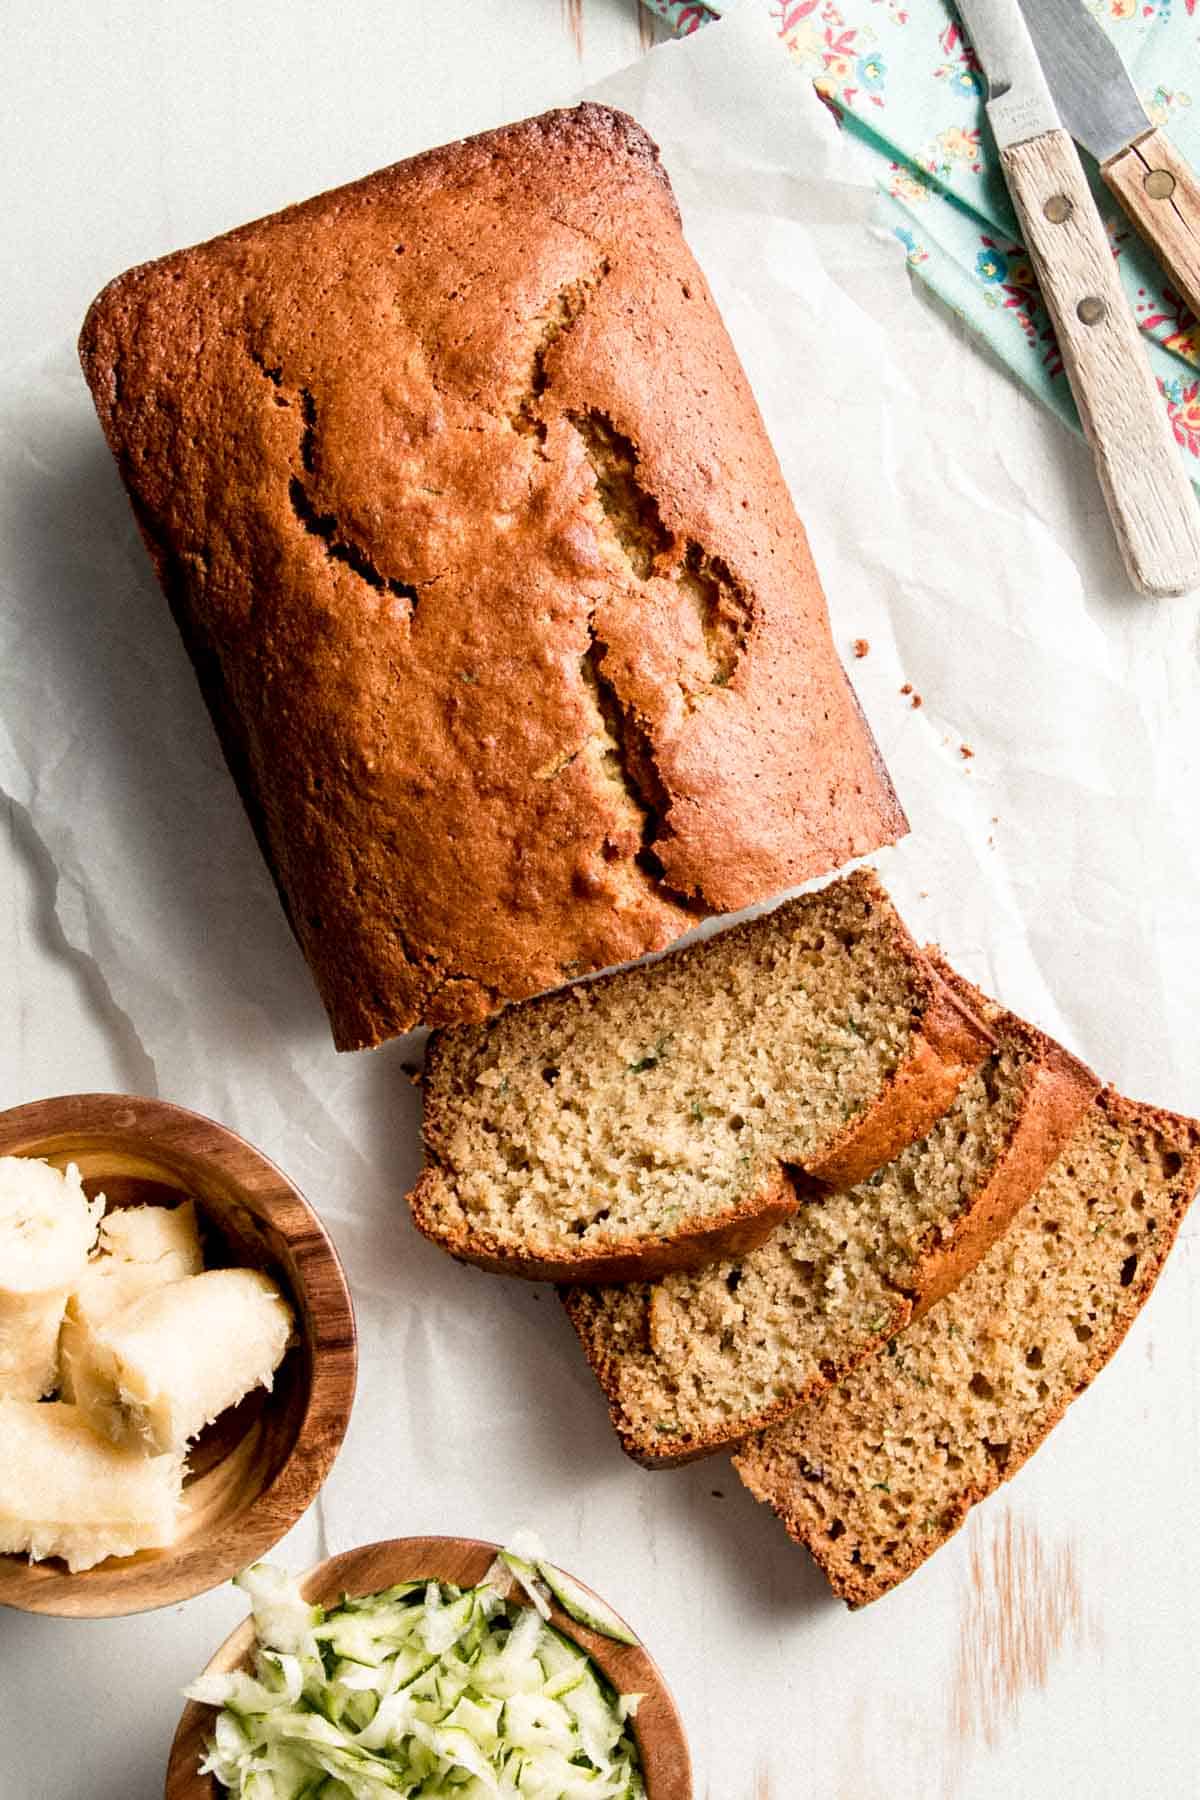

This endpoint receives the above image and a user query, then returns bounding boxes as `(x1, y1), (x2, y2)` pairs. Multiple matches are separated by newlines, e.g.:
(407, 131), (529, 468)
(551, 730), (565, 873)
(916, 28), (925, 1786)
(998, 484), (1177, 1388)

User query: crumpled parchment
(2, 6), (1199, 1794)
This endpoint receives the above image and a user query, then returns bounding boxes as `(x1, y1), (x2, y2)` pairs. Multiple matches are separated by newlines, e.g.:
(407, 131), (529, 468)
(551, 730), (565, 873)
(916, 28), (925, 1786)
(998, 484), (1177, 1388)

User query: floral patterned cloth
(640, 0), (1200, 480)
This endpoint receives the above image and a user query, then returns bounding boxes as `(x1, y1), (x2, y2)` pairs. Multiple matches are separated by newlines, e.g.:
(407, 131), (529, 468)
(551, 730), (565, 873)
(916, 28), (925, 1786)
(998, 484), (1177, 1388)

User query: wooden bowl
(165, 1536), (692, 1799)
(0, 1092), (356, 1618)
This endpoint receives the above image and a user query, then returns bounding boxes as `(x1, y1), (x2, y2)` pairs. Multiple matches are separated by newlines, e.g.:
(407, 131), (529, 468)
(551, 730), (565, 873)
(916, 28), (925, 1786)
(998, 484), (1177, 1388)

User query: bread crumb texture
(410, 871), (991, 1279)
(734, 1090), (1200, 1606)
(564, 973), (1097, 1461)
(78, 104), (905, 1047)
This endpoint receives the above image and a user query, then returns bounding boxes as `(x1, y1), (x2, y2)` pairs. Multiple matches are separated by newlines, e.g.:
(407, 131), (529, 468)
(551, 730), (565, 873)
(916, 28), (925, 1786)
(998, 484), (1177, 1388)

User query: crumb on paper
(852, 638), (870, 659)
(900, 682), (912, 695)
(400, 1061), (423, 1087)
(960, 744), (975, 760)
(910, 693), (923, 709)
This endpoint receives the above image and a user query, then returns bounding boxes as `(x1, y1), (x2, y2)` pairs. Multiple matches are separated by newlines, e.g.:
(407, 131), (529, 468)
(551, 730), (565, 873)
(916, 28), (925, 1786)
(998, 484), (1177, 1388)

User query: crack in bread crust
(510, 262), (611, 445)
(287, 474), (421, 606)
(578, 635), (690, 901)
(569, 409), (753, 701)
(247, 354), (423, 607)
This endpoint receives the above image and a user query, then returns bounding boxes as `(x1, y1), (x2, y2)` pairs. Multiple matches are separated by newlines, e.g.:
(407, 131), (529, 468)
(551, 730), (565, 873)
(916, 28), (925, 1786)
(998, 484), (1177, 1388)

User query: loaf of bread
(563, 964), (1099, 1463)
(409, 872), (994, 1282)
(733, 1088), (1200, 1605)
(78, 103), (905, 1048)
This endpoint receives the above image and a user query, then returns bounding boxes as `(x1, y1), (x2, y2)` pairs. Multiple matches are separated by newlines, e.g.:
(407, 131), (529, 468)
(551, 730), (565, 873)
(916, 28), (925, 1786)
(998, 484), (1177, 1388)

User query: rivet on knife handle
(1003, 127), (1200, 596)
(1103, 128), (1200, 328)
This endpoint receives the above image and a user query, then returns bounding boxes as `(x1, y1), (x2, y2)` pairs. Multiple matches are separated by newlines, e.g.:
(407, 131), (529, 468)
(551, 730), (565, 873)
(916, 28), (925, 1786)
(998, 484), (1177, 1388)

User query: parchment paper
(2, 6), (1199, 1793)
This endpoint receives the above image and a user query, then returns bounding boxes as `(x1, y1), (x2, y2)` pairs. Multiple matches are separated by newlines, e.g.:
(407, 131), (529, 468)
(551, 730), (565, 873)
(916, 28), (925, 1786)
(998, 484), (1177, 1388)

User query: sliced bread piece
(409, 871), (994, 1282)
(562, 966), (1099, 1464)
(733, 1088), (1200, 1607)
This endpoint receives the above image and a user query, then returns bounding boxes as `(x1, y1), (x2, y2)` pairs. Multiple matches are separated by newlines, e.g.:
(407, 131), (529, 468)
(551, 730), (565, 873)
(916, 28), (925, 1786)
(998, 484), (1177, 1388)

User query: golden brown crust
(734, 1088), (1200, 1608)
(407, 1163), (798, 1285)
(78, 103), (906, 1049)
(807, 970), (994, 1190)
(905, 957), (1101, 1315)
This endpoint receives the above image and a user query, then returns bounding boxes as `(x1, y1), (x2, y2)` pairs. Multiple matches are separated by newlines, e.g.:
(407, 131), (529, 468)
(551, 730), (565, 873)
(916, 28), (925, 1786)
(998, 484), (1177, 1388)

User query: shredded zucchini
(187, 1558), (645, 1799)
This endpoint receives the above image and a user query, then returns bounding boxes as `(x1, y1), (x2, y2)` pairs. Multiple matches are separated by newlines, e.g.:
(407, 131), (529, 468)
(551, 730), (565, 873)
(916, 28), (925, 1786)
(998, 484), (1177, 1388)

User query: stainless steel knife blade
(1015, 0), (1151, 165)
(953, 0), (1060, 149)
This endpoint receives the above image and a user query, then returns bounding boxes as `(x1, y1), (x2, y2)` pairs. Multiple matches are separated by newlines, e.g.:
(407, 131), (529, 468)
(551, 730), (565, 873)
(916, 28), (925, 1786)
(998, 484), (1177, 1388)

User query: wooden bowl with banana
(0, 1092), (356, 1618)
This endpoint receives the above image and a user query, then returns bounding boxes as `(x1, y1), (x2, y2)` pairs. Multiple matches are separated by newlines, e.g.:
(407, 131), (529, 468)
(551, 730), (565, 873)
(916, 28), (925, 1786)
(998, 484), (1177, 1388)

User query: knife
(954, 0), (1200, 594)
(1017, 0), (1200, 326)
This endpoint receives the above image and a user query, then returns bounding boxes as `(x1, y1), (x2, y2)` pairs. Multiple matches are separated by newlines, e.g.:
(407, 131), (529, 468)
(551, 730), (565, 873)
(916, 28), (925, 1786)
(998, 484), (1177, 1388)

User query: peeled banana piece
(0, 1158), (102, 1401)
(75, 1267), (294, 1453)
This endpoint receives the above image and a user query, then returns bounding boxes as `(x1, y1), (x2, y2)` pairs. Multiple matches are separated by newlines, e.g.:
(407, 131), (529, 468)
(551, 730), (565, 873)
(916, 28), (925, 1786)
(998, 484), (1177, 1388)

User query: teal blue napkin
(642, 0), (1200, 482)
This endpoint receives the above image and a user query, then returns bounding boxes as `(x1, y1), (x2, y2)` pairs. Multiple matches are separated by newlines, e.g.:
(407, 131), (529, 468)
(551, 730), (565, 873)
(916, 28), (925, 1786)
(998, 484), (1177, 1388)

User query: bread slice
(562, 966), (1099, 1463)
(409, 871), (994, 1282)
(733, 1088), (1200, 1606)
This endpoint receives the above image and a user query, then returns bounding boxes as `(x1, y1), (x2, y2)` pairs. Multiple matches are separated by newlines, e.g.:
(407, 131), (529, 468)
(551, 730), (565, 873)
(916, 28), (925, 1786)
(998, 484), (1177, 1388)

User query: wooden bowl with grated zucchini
(165, 1536), (692, 1799)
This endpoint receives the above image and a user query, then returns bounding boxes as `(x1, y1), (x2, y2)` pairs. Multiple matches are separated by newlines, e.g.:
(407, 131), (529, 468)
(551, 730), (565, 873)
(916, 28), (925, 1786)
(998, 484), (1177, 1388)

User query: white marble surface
(3, 4), (1200, 1799)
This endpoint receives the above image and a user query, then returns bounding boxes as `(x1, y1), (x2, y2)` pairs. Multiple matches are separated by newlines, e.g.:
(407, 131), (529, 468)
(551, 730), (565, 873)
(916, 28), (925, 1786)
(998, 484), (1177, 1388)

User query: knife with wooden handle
(956, 0), (1200, 595)
(1017, 0), (1200, 326)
